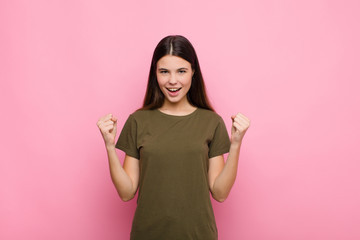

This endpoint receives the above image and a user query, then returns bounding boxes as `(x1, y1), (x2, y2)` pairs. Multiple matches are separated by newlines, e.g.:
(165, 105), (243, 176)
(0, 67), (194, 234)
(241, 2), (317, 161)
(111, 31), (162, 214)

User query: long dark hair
(139, 35), (214, 111)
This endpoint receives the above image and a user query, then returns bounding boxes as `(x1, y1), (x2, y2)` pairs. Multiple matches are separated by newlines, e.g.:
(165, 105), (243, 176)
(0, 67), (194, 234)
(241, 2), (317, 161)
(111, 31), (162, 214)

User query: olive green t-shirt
(115, 107), (231, 240)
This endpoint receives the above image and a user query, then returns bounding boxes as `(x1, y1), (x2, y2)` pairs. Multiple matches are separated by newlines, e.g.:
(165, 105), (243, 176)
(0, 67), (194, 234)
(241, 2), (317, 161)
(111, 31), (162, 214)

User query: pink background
(1, 0), (359, 239)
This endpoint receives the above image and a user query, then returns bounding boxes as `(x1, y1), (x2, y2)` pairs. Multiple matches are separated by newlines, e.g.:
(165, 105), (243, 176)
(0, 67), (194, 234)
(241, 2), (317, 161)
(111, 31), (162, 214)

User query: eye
(179, 70), (186, 74)
(160, 70), (168, 74)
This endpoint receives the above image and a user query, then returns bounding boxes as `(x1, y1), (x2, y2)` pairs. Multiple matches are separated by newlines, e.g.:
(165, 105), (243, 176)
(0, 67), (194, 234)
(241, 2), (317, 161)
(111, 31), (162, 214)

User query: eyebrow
(158, 67), (188, 71)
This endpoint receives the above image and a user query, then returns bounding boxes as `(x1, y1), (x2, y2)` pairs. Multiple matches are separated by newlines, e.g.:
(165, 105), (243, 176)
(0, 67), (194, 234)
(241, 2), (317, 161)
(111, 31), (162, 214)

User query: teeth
(168, 88), (180, 92)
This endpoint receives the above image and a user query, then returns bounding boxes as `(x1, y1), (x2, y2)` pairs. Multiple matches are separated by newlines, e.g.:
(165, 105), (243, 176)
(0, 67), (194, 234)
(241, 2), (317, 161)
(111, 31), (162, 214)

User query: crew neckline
(155, 107), (199, 118)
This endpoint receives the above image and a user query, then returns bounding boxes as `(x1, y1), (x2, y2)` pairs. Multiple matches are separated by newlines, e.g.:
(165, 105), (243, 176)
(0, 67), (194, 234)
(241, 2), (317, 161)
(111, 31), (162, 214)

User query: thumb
(111, 116), (117, 132)
(111, 116), (117, 122)
(231, 115), (235, 122)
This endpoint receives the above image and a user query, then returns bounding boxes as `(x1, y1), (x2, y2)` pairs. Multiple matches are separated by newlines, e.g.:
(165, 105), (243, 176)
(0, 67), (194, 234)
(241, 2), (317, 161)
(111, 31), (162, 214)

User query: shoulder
(130, 109), (152, 117)
(197, 108), (224, 122)
(127, 109), (157, 123)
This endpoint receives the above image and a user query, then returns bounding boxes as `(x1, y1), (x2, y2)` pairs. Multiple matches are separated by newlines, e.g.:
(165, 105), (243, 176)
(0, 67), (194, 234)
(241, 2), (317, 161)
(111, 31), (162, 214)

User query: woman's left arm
(208, 113), (250, 202)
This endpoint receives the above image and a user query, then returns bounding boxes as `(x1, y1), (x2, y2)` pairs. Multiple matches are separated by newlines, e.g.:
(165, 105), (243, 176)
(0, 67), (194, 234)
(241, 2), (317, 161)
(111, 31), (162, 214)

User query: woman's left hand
(231, 112), (251, 144)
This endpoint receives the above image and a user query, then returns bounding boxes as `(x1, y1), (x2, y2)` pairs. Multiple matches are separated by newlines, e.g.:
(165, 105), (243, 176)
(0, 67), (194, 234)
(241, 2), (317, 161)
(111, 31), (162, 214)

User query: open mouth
(166, 87), (182, 93)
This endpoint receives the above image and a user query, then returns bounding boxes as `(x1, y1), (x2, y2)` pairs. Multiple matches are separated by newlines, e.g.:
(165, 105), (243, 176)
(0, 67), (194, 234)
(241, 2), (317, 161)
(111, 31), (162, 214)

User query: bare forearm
(212, 142), (241, 202)
(106, 145), (134, 201)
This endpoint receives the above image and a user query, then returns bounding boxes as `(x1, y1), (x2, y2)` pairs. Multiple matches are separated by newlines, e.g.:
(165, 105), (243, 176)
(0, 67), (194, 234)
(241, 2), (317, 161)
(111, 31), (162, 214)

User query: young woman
(97, 35), (250, 240)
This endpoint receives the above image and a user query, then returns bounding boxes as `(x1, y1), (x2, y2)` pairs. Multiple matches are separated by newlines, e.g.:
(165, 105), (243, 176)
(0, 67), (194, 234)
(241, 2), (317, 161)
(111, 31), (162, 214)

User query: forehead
(157, 55), (191, 69)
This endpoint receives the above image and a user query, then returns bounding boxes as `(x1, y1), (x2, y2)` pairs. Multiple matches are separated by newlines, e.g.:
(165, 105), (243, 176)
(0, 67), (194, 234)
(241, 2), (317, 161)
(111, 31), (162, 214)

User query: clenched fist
(97, 113), (118, 148)
(230, 113), (250, 144)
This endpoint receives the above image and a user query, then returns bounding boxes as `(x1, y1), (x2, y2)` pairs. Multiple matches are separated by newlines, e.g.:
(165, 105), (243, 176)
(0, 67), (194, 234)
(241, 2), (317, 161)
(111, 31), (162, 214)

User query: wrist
(230, 141), (242, 149)
(106, 144), (116, 151)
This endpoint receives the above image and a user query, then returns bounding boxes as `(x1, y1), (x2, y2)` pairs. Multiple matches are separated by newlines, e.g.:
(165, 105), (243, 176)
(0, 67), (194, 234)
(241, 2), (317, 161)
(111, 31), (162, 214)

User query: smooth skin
(97, 55), (250, 202)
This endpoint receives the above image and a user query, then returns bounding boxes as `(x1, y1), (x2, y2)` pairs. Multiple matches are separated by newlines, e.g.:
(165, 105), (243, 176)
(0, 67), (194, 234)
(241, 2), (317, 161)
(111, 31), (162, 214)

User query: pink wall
(1, 0), (359, 239)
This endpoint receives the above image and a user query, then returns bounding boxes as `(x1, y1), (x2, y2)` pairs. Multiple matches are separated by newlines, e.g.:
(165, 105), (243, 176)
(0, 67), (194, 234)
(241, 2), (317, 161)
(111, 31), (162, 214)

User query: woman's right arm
(106, 146), (139, 202)
(97, 114), (139, 202)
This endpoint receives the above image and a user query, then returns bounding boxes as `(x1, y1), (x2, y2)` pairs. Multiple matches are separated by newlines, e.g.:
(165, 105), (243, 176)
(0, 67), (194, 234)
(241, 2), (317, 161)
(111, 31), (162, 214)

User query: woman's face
(156, 55), (194, 106)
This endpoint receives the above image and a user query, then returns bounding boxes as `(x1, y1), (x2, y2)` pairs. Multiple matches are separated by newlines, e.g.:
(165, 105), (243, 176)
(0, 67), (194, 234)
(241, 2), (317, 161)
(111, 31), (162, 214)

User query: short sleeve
(208, 117), (231, 158)
(115, 114), (140, 160)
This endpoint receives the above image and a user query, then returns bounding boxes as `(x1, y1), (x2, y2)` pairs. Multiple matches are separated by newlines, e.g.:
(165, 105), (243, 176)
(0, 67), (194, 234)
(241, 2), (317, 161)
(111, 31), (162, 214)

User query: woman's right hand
(97, 113), (118, 148)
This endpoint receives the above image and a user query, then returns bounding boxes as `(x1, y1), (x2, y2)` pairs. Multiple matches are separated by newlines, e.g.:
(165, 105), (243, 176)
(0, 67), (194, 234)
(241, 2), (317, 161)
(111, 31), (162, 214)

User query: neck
(159, 99), (197, 115)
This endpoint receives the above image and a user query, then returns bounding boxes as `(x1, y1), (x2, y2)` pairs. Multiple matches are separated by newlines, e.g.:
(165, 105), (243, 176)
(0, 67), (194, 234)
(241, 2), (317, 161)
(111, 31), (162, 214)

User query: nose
(168, 73), (177, 84)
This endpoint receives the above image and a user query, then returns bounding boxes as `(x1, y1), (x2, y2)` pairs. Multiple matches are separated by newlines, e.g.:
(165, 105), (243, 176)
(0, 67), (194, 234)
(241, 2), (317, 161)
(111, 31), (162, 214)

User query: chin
(166, 97), (186, 104)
